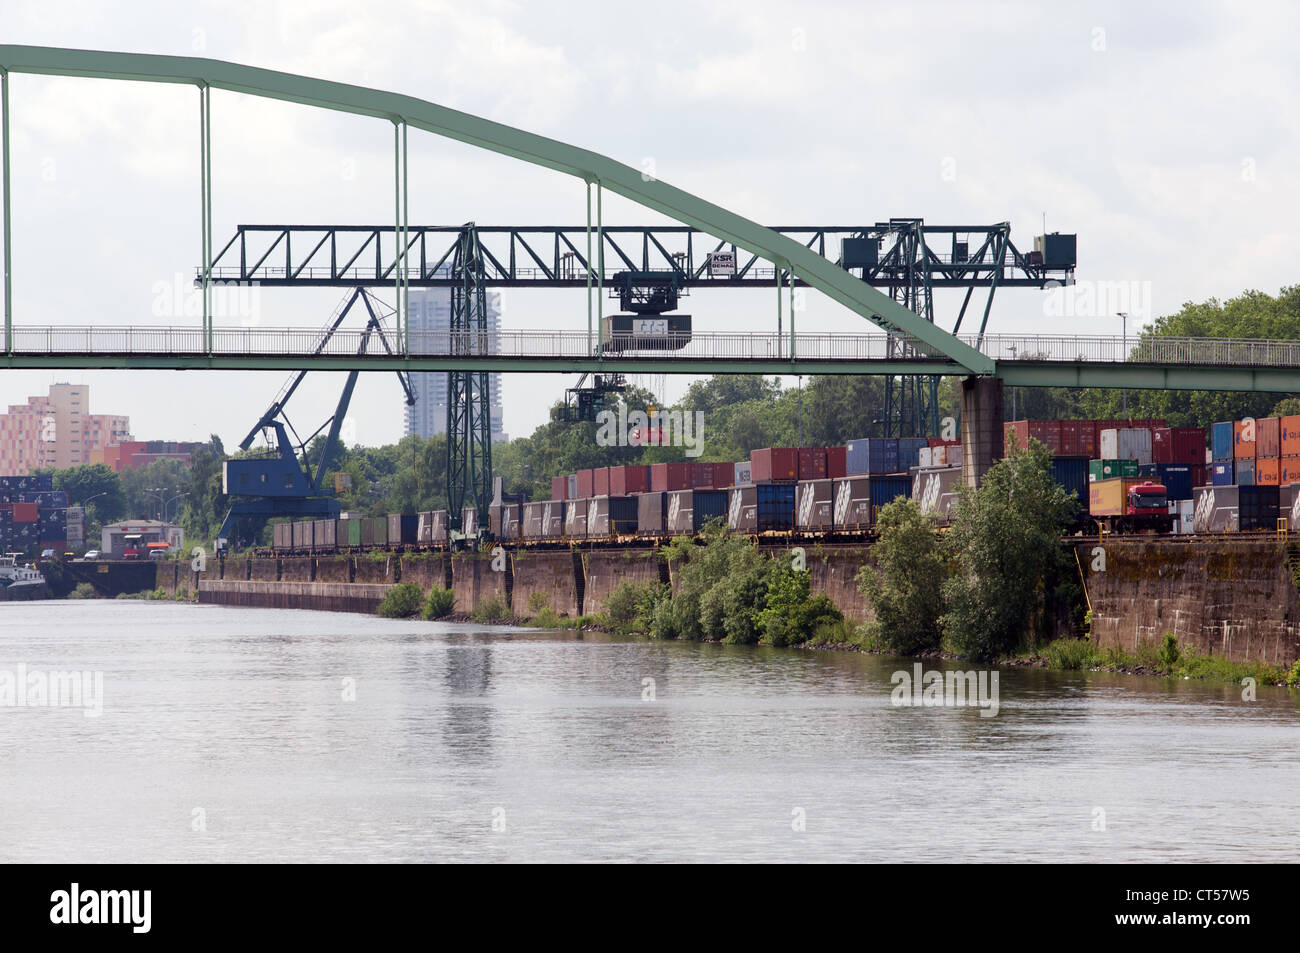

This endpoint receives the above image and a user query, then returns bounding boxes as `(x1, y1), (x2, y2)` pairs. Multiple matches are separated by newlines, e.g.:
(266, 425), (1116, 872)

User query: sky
(1, 0), (1297, 451)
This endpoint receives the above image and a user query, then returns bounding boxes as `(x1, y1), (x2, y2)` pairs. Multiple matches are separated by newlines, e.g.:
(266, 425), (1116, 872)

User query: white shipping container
(932, 446), (947, 467)
(918, 447), (932, 468)
(1099, 428), (1118, 460)
(1117, 428), (1153, 465)
(734, 462), (752, 485)
(947, 446), (963, 468)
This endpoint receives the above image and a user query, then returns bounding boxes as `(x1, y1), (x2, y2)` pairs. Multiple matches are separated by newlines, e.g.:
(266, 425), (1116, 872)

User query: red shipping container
(1281, 416), (1300, 456)
(1282, 455), (1300, 485)
(1233, 420), (1256, 460)
(1257, 458), (1280, 486)
(650, 462), (692, 492)
(593, 467), (610, 497)
(551, 475), (568, 501)
(825, 447), (847, 479)
(1257, 417), (1280, 459)
(797, 447), (827, 480)
(711, 463), (735, 490)
(12, 501), (37, 522)
(927, 437), (960, 448)
(1153, 427), (1207, 464)
(691, 462), (715, 488)
(1004, 420), (1061, 455)
(1190, 464), (1207, 489)
(751, 448), (798, 482)
(608, 465), (650, 496)
(576, 469), (595, 498)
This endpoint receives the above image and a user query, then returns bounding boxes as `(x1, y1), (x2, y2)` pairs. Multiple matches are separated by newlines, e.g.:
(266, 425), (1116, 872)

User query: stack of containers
(896, 438), (929, 471)
(1255, 417), (1280, 486)
(845, 438), (897, 475)
(750, 448), (799, 482)
(1210, 421), (1234, 485)
(1233, 420), (1256, 485)
(1145, 426), (1208, 501)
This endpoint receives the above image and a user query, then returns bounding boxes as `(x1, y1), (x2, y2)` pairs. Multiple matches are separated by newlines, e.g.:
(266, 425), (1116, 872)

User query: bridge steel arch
(0, 44), (994, 375)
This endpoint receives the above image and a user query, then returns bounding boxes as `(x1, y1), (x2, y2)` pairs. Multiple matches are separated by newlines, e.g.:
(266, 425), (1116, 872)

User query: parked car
(82, 550), (100, 560)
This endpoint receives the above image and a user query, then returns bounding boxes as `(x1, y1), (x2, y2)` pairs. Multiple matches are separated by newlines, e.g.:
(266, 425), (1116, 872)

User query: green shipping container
(1088, 459), (1139, 482)
(340, 516), (362, 547)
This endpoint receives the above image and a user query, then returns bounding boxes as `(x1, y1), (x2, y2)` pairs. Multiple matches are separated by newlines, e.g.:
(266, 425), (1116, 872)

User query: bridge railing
(9, 326), (1300, 367)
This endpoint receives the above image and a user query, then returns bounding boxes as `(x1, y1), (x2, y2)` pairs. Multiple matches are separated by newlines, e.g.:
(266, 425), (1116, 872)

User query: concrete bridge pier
(961, 375), (1004, 489)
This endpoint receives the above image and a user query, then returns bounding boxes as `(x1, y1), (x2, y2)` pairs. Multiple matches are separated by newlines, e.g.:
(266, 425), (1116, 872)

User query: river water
(1, 601), (1296, 862)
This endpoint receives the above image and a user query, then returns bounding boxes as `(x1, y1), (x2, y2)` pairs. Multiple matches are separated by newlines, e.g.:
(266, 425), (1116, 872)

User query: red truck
(1088, 478), (1172, 534)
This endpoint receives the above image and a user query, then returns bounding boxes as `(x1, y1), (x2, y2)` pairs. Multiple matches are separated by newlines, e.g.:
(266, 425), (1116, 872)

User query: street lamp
(1006, 344), (1019, 420)
(1116, 312), (1128, 418)
(163, 492), (187, 523)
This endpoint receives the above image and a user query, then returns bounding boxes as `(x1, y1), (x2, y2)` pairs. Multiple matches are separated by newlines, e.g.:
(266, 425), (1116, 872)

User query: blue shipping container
(846, 438), (899, 475)
(897, 438), (929, 471)
(1211, 421), (1234, 461)
(1138, 463), (1194, 501)
(870, 474), (912, 510)
(1050, 456), (1089, 507)
(756, 482), (796, 531)
(1237, 459), (1256, 486)
(1211, 461), (1234, 486)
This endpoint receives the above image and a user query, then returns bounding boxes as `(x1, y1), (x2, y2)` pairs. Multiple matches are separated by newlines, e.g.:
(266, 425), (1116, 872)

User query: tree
(941, 439), (1077, 661)
(857, 497), (946, 654)
(52, 464), (126, 524)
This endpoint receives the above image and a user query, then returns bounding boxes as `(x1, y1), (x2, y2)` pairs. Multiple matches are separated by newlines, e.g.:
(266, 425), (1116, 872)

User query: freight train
(266, 413), (1300, 555)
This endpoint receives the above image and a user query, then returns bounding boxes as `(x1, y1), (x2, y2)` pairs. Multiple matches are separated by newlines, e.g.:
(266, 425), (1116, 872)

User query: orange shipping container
(1257, 458), (1280, 485)
(1282, 455), (1300, 485)
(1233, 420), (1256, 459)
(1089, 477), (1143, 518)
(1282, 416), (1300, 456)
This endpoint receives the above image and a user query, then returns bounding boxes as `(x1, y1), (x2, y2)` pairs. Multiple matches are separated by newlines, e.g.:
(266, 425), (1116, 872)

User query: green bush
(472, 596), (509, 623)
(1289, 660), (1300, 687)
(378, 581), (425, 618)
(528, 606), (563, 628)
(67, 582), (99, 600)
(1044, 638), (1100, 671)
(1158, 632), (1181, 669)
(604, 580), (656, 635)
(423, 586), (456, 620)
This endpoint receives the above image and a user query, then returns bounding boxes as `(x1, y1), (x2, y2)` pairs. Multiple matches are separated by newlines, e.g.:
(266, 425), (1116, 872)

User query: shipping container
(488, 504), (521, 541)
(1283, 456), (1300, 485)
(11, 501), (37, 522)
(339, 515), (363, 547)
(1138, 463), (1194, 500)
(567, 474), (578, 500)
(461, 507), (478, 537)
(1256, 458), (1280, 486)
(833, 475), (911, 529)
(650, 462), (693, 492)
(795, 479), (835, 530)
(1050, 456), (1090, 509)
(1059, 420), (1086, 457)
(292, 519), (313, 550)
(918, 447), (933, 469)
(1282, 416), (1300, 457)
(1211, 421), (1234, 461)
(691, 462), (716, 488)
(314, 519), (337, 550)
(1210, 461), (1234, 486)
(273, 522), (292, 550)
(734, 462), (753, 486)
(711, 463), (735, 490)
(523, 501), (564, 540)
(845, 438), (898, 475)
(1152, 427), (1207, 465)
(551, 476), (568, 501)
(608, 465), (650, 497)
(587, 496), (638, 536)
(593, 467), (610, 497)
(1256, 417), (1280, 459)
(727, 483), (796, 533)
(797, 448), (827, 481)
(911, 466), (961, 522)
(417, 510), (447, 544)
(1088, 459), (1139, 481)
(825, 447), (847, 479)
(576, 469), (595, 498)
(360, 516), (388, 547)
(637, 491), (668, 535)
(387, 513), (419, 545)
(897, 438), (929, 471)
(1004, 420), (1061, 455)
(1233, 420), (1256, 460)
(750, 448), (799, 482)
(667, 489), (728, 534)
(1237, 459), (1256, 486)
(1239, 485), (1281, 531)
(1099, 428), (1153, 465)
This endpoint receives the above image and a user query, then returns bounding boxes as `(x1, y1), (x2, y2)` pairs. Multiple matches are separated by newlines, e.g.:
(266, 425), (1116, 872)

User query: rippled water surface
(1, 601), (1296, 862)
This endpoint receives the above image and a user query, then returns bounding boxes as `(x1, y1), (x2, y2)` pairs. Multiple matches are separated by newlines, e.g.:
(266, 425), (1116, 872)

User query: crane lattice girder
(0, 44), (994, 374)
(199, 224), (1067, 290)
